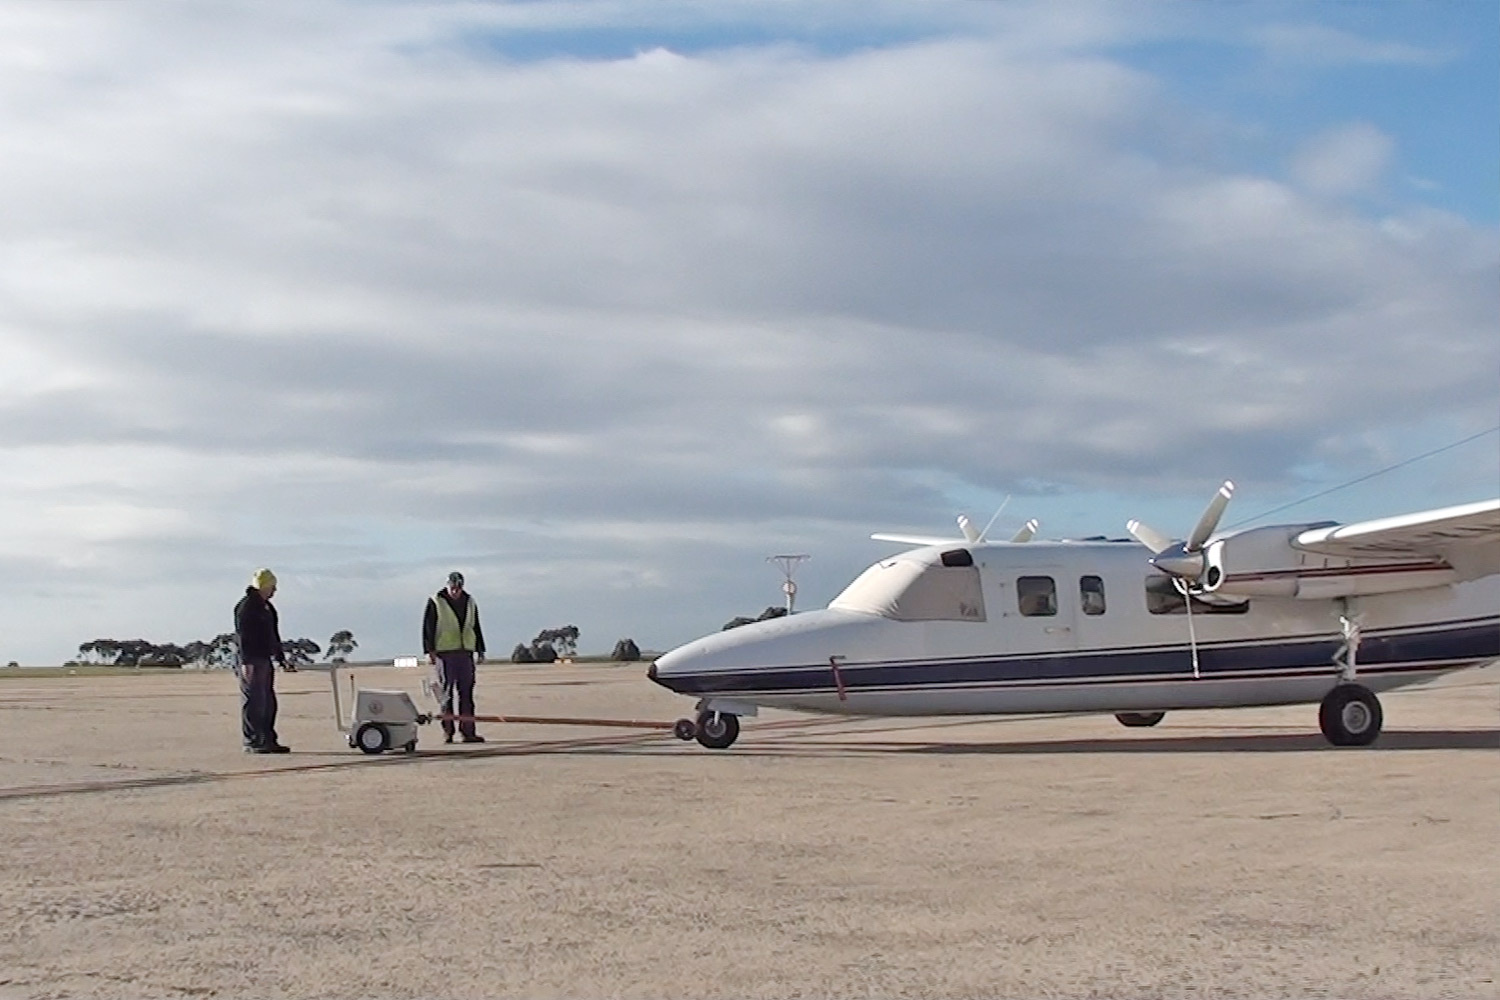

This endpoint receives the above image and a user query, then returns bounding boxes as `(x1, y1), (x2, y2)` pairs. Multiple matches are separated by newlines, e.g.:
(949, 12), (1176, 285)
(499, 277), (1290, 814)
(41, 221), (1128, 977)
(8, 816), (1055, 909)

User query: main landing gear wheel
(354, 722), (391, 755)
(1319, 684), (1383, 747)
(695, 710), (740, 750)
(1115, 711), (1166, 728)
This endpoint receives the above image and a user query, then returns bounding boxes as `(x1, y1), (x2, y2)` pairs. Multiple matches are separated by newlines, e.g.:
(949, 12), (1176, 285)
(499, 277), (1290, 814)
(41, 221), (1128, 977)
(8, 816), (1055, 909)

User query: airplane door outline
(1005, 565), (1077, 651)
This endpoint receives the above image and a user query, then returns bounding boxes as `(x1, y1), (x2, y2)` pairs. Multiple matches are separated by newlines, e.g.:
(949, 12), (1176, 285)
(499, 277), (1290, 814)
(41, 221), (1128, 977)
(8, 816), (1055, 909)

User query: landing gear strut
(1319, 598), (1382, 746)
(1334, 599), (1364, 683)
(1319, 684), (1383, 746)
(694, 709), (740, 750)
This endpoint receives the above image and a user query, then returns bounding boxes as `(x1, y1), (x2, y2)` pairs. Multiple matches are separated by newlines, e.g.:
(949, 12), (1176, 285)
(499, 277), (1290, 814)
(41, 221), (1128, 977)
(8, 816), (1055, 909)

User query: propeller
(952, 496), (1034, 544)
(958, 509), (1035, 543)
(1126, 481), (1234, 586)
(873, 501), (1038, 548)
(1127, 480), (1236, 681)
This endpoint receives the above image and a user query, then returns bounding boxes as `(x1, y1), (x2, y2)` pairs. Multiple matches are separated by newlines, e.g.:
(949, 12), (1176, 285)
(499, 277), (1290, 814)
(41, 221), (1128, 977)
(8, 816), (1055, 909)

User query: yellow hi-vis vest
(432, 595), (479, 652)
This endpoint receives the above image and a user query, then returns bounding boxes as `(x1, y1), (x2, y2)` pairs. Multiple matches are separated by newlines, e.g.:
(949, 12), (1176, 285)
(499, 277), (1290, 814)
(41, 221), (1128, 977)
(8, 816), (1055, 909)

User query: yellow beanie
(251, 568), (278, 591)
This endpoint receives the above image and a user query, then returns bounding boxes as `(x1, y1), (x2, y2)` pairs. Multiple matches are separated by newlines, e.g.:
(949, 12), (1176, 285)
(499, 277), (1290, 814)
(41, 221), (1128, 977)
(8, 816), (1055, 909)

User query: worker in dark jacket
(422, 571), (487, 744)
(235, 568), (290, 753)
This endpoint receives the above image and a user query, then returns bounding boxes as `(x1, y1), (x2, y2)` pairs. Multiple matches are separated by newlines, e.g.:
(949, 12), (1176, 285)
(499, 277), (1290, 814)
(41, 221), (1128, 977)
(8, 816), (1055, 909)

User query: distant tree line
(510, 625), (579, 663)
(77, 636), (239, 668)
(506, 626), (643, 663)
(73, 630), (358, 669)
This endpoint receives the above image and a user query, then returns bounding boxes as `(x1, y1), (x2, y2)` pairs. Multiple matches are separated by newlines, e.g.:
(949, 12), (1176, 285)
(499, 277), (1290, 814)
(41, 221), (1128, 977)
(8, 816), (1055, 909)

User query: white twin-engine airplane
(649, 486), (1500, 750)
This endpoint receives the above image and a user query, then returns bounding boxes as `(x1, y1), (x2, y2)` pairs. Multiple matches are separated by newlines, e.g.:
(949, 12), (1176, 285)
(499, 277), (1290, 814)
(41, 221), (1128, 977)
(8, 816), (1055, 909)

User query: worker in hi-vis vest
(422, 571), (488, 743)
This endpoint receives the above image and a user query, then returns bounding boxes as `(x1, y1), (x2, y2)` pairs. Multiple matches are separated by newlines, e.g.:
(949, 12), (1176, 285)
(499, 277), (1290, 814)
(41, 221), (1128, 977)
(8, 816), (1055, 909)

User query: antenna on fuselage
(768, 554), (810, 614)
(975, 496), (1011, 541)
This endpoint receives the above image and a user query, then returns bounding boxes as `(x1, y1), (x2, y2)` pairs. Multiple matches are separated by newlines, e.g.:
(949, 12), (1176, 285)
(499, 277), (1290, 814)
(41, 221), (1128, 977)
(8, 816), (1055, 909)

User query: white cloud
(1251, 23), (1452, 68)
(0, 3), (1493, 664)
(1290, 122), (1395, 198)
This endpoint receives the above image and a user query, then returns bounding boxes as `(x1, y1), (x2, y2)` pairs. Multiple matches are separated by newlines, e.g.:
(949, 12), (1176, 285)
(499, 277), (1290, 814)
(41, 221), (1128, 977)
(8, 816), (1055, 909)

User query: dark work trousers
(239, 656), (279, 747)
(437, 650), (477, 738)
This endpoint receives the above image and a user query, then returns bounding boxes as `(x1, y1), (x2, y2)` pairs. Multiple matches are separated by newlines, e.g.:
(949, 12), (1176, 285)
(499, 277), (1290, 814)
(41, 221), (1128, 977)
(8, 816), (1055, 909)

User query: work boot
(443, 733), (454, 744)
(460, 733), (486, 744)
(265, 743), (291, 754)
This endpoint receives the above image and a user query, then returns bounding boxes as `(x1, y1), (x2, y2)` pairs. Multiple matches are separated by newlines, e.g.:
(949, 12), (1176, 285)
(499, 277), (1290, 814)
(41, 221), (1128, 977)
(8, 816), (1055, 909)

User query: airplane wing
(871, 533), (959, 546)
(1292, 497), (1500, 582)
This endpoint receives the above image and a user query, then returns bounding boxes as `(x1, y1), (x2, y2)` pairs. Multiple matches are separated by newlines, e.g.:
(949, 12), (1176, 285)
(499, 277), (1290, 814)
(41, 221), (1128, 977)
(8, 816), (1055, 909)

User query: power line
(1226, 424), (1500, 529)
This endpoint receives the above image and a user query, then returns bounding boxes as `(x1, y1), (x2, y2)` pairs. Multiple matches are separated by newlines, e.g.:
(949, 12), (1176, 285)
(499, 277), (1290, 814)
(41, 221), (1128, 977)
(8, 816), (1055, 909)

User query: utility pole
(767, 554), (810, 614)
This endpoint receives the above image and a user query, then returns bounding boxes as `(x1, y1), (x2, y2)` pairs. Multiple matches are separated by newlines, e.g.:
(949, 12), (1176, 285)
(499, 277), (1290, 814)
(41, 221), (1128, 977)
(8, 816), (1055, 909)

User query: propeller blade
(1126, 518), (1174, 555)
(1010, 518), (1038, 543)
(956, 514), (981, 543)
(1186, 480), (1235, 552)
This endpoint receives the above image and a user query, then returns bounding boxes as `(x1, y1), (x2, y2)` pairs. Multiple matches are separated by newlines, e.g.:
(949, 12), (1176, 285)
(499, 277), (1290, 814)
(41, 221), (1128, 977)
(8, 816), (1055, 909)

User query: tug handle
(437, 712), (680, 731)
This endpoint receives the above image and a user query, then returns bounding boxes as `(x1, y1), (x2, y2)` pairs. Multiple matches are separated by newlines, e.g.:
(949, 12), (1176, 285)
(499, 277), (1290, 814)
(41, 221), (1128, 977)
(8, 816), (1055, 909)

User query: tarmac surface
(0, 660), (1496, 999)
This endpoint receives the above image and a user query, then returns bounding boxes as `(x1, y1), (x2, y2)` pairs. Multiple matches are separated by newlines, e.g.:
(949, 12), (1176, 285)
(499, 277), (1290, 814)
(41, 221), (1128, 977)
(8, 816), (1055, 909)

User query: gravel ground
(0, 660), (1495, 999)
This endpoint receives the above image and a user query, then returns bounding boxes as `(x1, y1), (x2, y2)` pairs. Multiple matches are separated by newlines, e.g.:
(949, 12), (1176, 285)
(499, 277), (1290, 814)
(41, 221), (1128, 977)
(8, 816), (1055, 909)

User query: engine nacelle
(1201, 539), (1226, 591)
(1210, 523), (1456, 599)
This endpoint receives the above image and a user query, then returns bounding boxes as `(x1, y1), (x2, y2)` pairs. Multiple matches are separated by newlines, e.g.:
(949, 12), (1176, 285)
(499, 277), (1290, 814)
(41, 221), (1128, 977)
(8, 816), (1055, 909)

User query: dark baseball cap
(447, 571), (465, 587)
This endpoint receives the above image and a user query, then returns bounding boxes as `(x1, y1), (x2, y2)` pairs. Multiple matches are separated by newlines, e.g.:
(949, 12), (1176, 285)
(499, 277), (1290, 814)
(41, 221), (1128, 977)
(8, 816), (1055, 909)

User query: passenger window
(1080, 576), (1106, 615)
(1144, 575), (1249, 615)
(1016, 576), (1057, 617)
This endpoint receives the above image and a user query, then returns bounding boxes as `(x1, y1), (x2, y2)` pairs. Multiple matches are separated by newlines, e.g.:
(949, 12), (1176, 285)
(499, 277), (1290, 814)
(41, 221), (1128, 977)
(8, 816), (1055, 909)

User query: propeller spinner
(1126, 481), (1235, 585)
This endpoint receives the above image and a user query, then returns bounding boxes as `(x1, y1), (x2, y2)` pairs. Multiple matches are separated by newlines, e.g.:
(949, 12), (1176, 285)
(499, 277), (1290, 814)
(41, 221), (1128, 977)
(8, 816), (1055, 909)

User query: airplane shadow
(722, 728), (1500, 756)
(324, 726), (1499, 760)
(6, 729), (1492, 802)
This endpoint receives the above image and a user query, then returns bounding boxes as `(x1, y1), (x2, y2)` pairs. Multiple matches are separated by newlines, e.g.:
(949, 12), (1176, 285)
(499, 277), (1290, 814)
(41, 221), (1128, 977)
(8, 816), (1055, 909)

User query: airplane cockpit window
(1080, 575), (1106, 615)
(1144, 575), (1249, 615)
(830, 555), (986, 622)
(1016, 576), (1057, 617)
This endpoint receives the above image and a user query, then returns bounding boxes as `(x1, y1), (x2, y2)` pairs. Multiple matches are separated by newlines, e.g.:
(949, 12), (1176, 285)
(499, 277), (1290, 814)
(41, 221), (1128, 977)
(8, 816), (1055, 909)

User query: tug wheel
(354, 722), (390, 755)
(1319, 684), (1382, 747)
(695, 710), (740, 750)
(672, 718), (697, 741)
(1115, 711), (1166, 728)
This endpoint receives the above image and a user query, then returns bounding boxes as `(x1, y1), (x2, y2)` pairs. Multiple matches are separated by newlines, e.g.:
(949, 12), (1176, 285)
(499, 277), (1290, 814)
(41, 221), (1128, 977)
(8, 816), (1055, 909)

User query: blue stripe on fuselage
(651, 619), (1500, 696)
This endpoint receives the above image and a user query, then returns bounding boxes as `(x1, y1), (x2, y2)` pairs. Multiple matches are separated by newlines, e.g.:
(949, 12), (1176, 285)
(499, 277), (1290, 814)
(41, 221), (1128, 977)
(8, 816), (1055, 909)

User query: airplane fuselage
(650, 540), (1500, 719)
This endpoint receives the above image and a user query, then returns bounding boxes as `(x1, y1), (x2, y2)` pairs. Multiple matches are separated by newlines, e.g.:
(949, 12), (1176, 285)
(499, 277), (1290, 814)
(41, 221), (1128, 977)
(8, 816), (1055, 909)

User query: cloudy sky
(1, 1), (1496, 665)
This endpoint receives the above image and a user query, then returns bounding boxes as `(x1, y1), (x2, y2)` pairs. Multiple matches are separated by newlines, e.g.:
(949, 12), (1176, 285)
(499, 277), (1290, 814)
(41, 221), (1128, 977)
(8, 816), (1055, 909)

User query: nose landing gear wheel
(672, 718), (697, 741)
(354, 722), (391, 755)
(1318, 684), (1382, 746)
(694, 710), (740, 750)
(1115, 711), (1166, 728)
